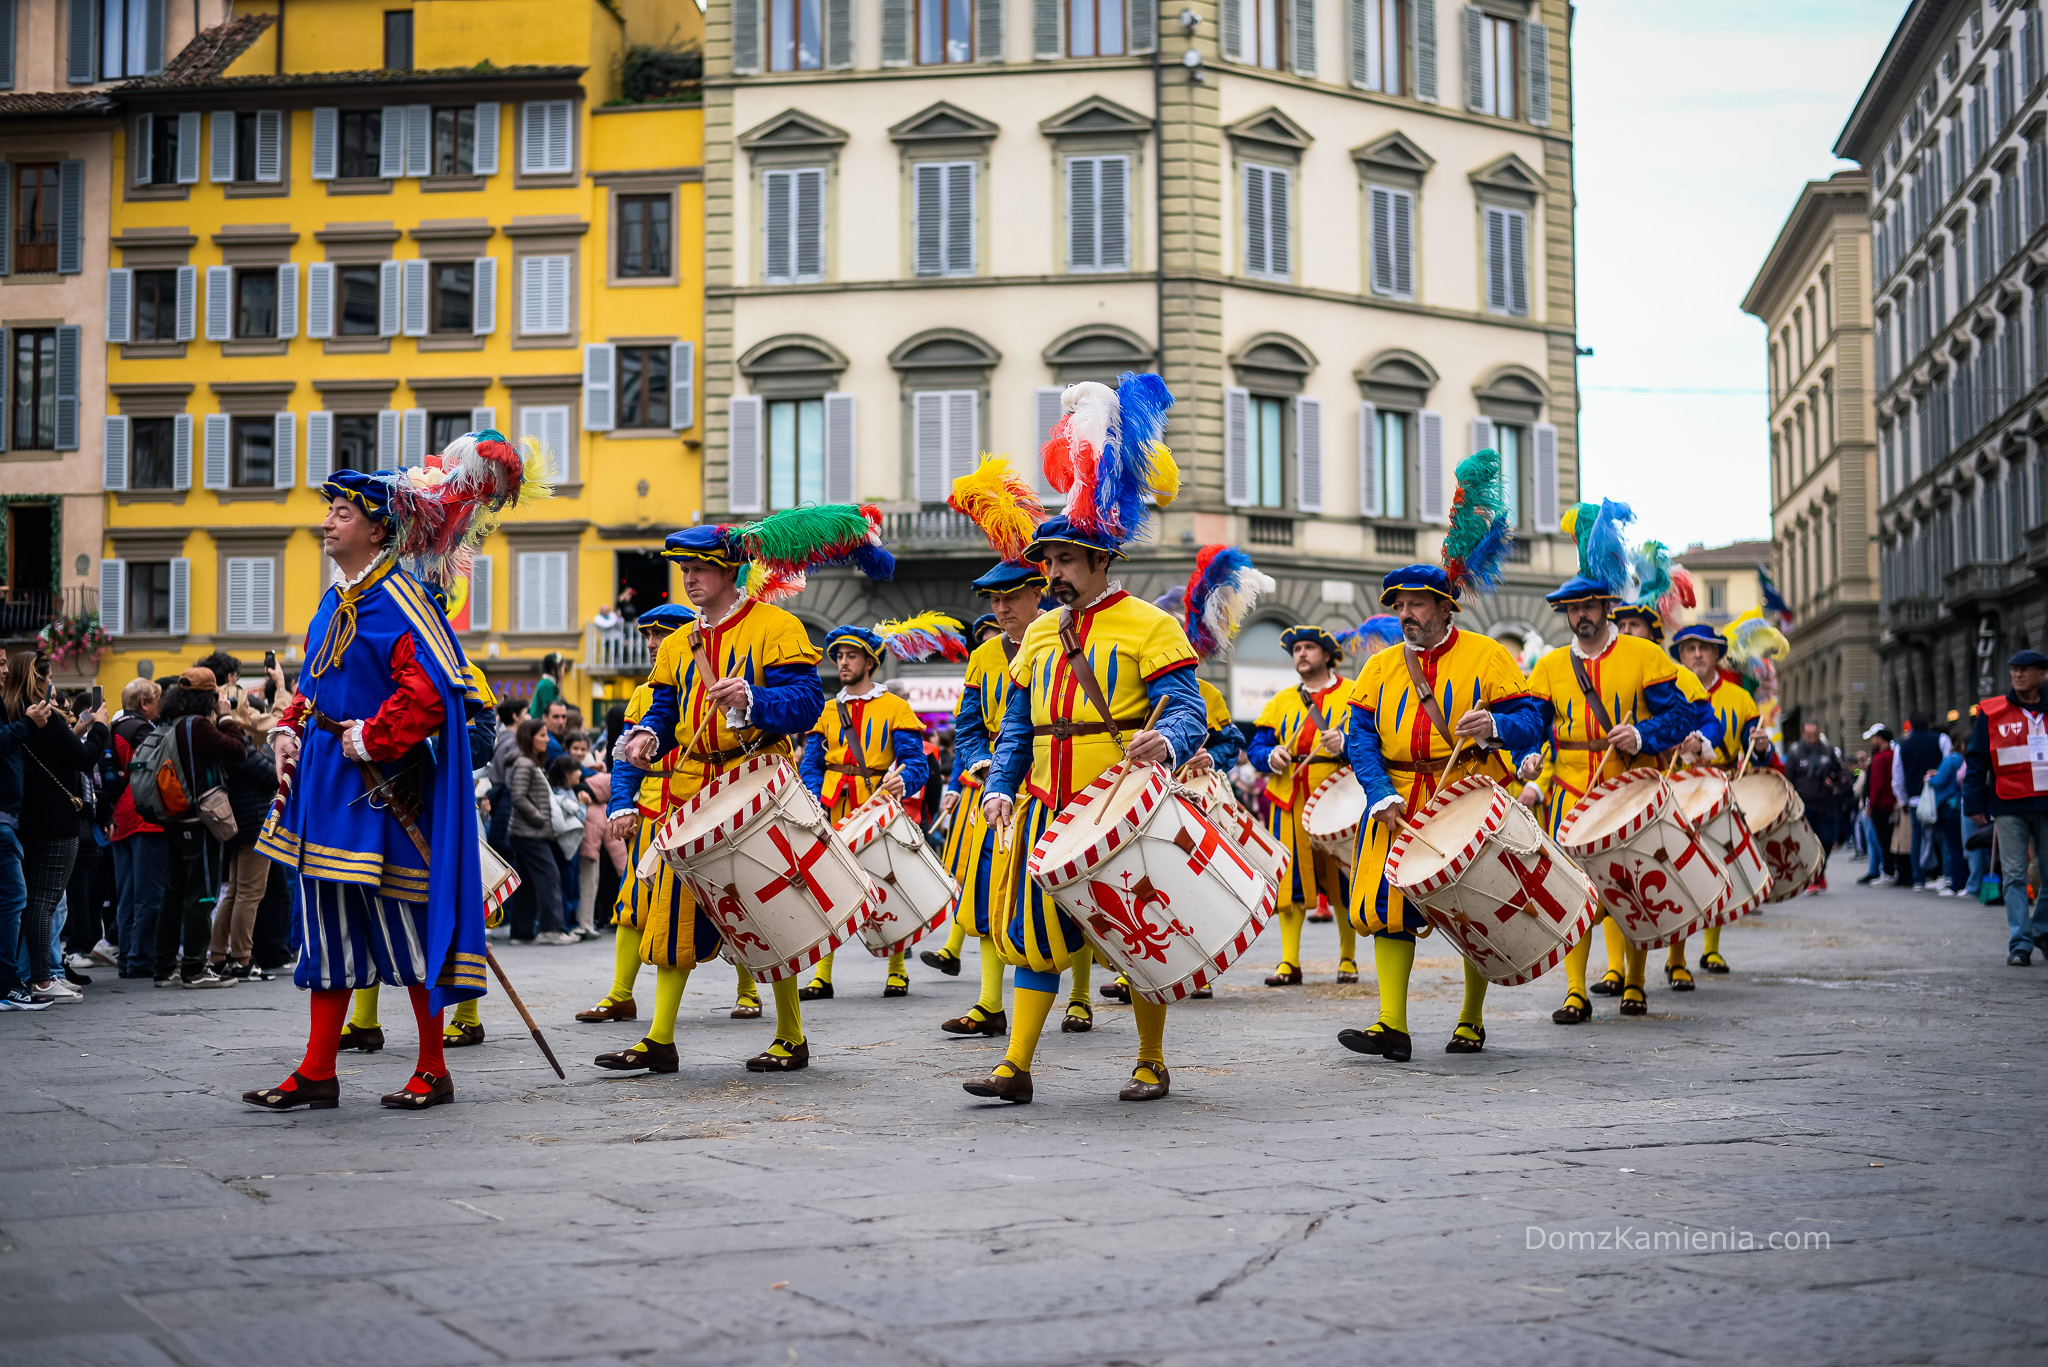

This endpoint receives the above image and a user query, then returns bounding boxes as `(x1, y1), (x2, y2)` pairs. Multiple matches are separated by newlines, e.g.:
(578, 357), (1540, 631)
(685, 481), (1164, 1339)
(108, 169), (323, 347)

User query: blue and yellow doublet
(1248, 674), (1354, 912)
(943, 633), (1021, 936)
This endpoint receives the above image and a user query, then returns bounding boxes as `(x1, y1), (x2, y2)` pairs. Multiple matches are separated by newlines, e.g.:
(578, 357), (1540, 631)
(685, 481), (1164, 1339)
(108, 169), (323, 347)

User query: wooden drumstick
(1438, 735), (1466, 786)
(1102, 697), (1170, 813)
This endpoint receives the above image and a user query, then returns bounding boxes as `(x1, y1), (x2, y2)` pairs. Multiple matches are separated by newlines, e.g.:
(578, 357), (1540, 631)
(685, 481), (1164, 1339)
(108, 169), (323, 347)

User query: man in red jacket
(1858, 724), (1899, 887)
(1965, 649), (2048, 965)
(109, 678), (167, 978)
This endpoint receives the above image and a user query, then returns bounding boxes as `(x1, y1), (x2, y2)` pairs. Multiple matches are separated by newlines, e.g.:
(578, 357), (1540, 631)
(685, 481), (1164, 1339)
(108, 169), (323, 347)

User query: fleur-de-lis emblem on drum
(1083, 872), (1191, 964)
(707, 882), (772, 953)
(1762, 835), (1804, 883)
(1602, 863), (1683, 932)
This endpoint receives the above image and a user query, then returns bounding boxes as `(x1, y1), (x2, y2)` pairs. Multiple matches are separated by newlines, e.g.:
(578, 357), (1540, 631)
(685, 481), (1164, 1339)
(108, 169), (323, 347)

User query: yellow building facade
(97, 0), (702, 716)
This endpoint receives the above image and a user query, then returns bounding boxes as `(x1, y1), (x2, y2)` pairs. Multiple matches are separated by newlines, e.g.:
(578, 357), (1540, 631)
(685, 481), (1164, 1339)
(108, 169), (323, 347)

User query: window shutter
(1358, 402), (1379, 517)
(1391, 188), (1413, 296)
(795, 167), (824, 280)
(973, 0), (1003, 58)
(727, 395), (764, 513)
(401, 258), (428, 336)
(226, 558), (251, 634)
(473, 102), (499, 174)
(1099, 155), (1128, 269)
(275, 261), (297, 339)
(1224, 386), (1251, 506)
(1034, 0), (1061, 57)
(306, 261), (333, 338)
(1416, 409), (1446, 522)
(1033, 386), (1065, 500)
(202, 413), (229, 488)
(671, 341), (695, 430)
(380, 259), (402, 336)
(518, 552), (569, 633)
(1222, 0), (1245, 62)
(377, 409), (400, 470)
(405, 103), (430, 177)
(144, 0), (163, 72)
(1069, 157), (1098, 270)
(204, 266), (231, 340)
(914, 163), (943, 275)
(175, 111), (201, 182)
(1484, 206), (1506, 312)
(402, 408), (427, 467)
(470, 406), (496, 433)
(546, 255), (570, 332)
(1506, 208), (1528, 315)
(1349, 0), (1368, 86)
(0, 327), (8, 448)
(0, 0), (12, 89)
(255, 109), (283, 181)
(1369, 186), (1393, 294)
(946, 162), (976, 274)
(273, 411), (296, 488)
(53, 324), (79, 450)
(913, 391), (946, 501)
(1245, 165), (1268, 276)
(583, 344), (615, 431)
(311, 107), (338, 178)
(252, 558), (275, 635)
(764, 168), (792, 280)
(468, 554), (492, 631)
(1295, 395), (1324, 512)
(210, 111), (234, 182)
(520, 255), (570, 334)
(0, 167), (8, 273)
(99, 560), (125, 636)
(521, 100), (571, 174)
(66, 0), (93, 82)
(1461, 3), (1484, 111)
(946, 389), (979, 489)
(104, 416), (130, 491)
(471, 255), (496, 334)
(305, 411), (333, 486)
(1525, 18), (1550, 125)
(518, 405), (573, 480)
(172, 414), (192, 488)
(176, 264), (196, 340)
(734, 0), (762, 72)
(1291, 0), (1316, 76)
(1269, 168), (1292, 277)
(881, 0), (911, 64)
(168, 558), (190, 636)
(106, 269), (133, 343)
(826, 0), (855, 66)
(1532, 421), (1560, 532)
(379, 105), (406, 178)
(823, 391), (857, 502)
(128, 114), (151, 186)
(56, 158), (82, 273)
(1470, 415), (1495, 456)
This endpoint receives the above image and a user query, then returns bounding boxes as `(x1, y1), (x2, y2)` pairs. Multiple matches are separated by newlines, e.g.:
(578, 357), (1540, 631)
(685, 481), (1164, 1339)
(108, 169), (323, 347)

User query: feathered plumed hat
(663, 506), (896, 603)
(826, 613), (969, 665)
(1440, 449), (1515, 599)
(1336, 615), (1405, 658)
(1178, 545), (1275, 661)
(948, 457), (1054, 595)
(1547, 498), (1635, 608)
(326, 428), (544, 591)
(1032, 373), (1180, 555)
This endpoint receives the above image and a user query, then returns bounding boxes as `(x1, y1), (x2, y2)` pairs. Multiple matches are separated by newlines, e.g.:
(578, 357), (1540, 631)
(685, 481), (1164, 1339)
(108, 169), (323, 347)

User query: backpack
(128, 718), (195, 826)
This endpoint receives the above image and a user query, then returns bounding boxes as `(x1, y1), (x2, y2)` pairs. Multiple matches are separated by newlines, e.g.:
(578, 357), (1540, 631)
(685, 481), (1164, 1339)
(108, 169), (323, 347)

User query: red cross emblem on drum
(1083, 872), (1195, 965)
(757, 826), (838, 911)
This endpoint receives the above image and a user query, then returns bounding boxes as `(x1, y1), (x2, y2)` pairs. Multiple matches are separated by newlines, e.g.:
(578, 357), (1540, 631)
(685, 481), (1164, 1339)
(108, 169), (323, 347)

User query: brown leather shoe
(1618, 988), (1648, 1016)
(1098, 978), (1131, 1004)
(797, 981), (833, 1001)
(942, 1009), (1007, 1036)
(1264, 963), (1302, 987)
(1119, 1063), (1170, 1101)
(380, 1071), (455, 1110)
(575, 997), (636, 1023)
(1551, 992), (1592, 1025)
(242, 1071), (339, 1111)
(919, 948), (962, 976)
(1335, 959), (1359, 985)
(882, 974), (910, 998)
(963, 1067), (1032, 1103)
(594, 1038), (679, 1073)
(1337, 1024), (1412, 1062)
(1444, 1025), (1486, 1054)
(746, 1040), (810, 1071)
(730, 1000), (762, 1019)
(1060, 1002), (1093, 1032)
(443, 1020), (485, 1048)
(337, 1024), (384, 1053)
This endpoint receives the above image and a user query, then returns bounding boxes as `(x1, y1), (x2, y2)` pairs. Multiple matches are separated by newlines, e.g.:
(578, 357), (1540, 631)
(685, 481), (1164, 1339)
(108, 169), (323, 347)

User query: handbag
(1914, 784), (1940, 825)
(195, 784), (238, 842)
(1889, 814), (1911, 855)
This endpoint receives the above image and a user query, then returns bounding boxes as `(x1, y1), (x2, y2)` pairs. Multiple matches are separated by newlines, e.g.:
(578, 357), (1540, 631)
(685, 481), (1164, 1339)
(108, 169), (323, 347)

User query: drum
(480, 837), (520, 929)
(838, 796), (959, 957)
(1670, 766), (1773, 924)
(1388, 776), (1599, 985)
(647, 756), (880, 982)
(1302, 769), (1367, 874)
(1556, 769), (1732, 950)
(1028, 762), (1277, 1004)
(1178, 767), (1236, 814)
(1175, 770), (1291, 887)
(1729, 770), (1823, 903)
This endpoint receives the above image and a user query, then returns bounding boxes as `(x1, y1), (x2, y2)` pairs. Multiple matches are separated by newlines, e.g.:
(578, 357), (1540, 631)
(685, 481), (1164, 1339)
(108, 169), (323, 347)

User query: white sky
(1571, 0), (1903, 551)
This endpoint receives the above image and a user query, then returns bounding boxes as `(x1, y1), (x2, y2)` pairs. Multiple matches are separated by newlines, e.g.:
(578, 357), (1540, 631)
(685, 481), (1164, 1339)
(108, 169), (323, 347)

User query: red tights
(280, 985), (444, 1096)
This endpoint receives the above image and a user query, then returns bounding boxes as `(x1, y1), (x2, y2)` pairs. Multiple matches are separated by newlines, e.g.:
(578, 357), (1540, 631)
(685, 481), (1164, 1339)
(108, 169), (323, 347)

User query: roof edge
(1741, 173), (1870, 320)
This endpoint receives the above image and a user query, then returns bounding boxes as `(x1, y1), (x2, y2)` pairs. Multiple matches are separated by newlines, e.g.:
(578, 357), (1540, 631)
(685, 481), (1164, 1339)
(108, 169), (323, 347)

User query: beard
(1572, 616), (1603, 641)
(1047, 579), (1080, 604)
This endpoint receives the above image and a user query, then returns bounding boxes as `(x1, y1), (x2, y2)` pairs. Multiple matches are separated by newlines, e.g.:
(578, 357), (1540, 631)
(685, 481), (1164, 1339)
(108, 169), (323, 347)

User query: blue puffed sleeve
(1346, 702), (1399, 809)
(1636, 680), (1710, 754)
(1206, 725), (1243, 771)
(1247, 726), (1281, 773)
(1145, 664), (1207, 767)
(799, 733), (826, 798)
(987, 686), (1034, 799)
(607, 680), (679, 817)
(1490, 695), (1548, 765)
(892, 728), (929, 793)
(750, 663), (826, 740)
(947, 686), (988, 794)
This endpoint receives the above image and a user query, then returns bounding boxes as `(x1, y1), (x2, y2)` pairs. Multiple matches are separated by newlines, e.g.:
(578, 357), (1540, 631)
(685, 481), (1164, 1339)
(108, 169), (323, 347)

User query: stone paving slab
(2, 851), (2047, 1365)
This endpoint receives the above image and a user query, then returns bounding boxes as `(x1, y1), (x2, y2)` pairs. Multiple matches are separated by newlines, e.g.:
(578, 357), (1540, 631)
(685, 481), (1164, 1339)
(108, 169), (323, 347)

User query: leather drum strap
(1400, 647), (1454, 747)
(1570, 653), (1614, 734)
(1059, 613), (1127, 747)
(832, 699), (887, 788)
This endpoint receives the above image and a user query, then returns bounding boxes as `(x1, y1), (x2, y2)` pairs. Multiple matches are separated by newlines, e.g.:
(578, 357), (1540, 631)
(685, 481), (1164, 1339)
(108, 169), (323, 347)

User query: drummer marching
(796, 616), (958, 1000)
(1337, 451), (1546, 1061)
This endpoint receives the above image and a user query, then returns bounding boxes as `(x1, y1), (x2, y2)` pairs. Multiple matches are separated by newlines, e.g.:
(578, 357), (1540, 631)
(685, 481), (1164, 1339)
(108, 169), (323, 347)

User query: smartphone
(264, 650), (277, 670)
(90, 685), (103, 713)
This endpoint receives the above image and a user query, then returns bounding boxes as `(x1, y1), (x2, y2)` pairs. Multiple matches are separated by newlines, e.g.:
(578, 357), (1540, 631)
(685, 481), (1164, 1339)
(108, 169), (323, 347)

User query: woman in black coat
(2, 650), (109, 1003)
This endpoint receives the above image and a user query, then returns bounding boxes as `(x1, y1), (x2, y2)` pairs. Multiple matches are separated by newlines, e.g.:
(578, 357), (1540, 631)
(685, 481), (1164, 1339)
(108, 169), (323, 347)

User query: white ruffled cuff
(342, 721), (369, 762)
(1367, 793), (1403, 819)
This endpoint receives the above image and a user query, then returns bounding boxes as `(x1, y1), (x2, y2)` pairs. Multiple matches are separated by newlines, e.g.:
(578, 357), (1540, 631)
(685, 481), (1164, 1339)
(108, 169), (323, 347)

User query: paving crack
(1195, 1207), (1341, 1303)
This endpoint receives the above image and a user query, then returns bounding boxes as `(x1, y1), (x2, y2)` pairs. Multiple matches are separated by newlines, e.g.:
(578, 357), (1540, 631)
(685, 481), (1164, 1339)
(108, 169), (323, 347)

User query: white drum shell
(1030, 765), (1277, 1004)
(480, 837), (520, 921)
(842, 799), (960, 957)
(652, 757), (879, 982)
(1301, 769), (1366, 874)
(1732, 771), (1824, 903)
(1671, 768), (1774, 925)
(1203, 793), (1292, 888)
(1558, 771), (1732, 950)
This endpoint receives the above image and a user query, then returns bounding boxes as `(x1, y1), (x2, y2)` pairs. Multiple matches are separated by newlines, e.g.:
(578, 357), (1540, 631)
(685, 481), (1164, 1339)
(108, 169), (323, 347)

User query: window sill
(322, 336), (392, 354)
(324, 177), (394, 196)
(608, 273), (681, 288)
(512, 334), (578, 349)
(124, 182), (191, 202)
(2, 448), (63, 462)
(210, 488), (291, 504)
(604, 428), (683, 441)
(2, 271), (61, 285)
(224, 181), (289, 198)
(120, 341), (188, 360)
(113, 490), (189, 505)
(223, 339), (289, 356)
(109, 632), (188, 646)
(513, 171), (581, 190)
(418, 334), (487, 351)
(422, 175), (486, 193)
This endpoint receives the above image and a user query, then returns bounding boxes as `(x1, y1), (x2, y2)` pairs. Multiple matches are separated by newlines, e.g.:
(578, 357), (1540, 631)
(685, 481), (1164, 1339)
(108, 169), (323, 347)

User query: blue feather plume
(1587, 499), (1635, 595)
(1459, 514), (1514, 595)
(1093, 372), (1175, 540)
(1337, 614), (1404, 657)
(850, 541), (896, 582)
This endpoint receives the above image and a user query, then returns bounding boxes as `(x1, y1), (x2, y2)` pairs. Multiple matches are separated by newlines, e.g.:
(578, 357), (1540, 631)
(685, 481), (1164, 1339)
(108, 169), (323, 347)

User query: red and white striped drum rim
(1669, 765), (1734, 828)
(1557, 768), (1671, 858)
(1390, 775), (1510, 899)
(1138, 874), (1281, 1005)
(1028, 763), (1167, 890)
(835, 796), (897, 855)
(654, 754), (791, 860)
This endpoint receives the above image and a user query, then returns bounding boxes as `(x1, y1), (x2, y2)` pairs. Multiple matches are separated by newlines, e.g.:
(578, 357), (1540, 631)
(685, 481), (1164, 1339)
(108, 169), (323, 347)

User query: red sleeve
(277, 691), (309, 734)
(359, 633), (448, 762)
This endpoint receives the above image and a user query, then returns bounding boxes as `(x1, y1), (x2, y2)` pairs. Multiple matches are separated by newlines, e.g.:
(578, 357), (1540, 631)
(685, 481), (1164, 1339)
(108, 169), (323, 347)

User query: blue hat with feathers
(971, 562), (1048, 594)
(635, 603), (696, 632)
(1023, 514), (1126, 562)
(322, 468), (396, 525)
(1379, 564), (1460, 610)
(1668, 623), (1728, 660)
(1280, 624), (1342, 658)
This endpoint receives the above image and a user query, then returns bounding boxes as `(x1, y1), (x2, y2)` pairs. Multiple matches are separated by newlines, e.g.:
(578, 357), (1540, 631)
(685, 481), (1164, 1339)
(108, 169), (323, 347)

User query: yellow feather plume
(948, 455), (1045, 563)
(1148, 442), (1179, 508)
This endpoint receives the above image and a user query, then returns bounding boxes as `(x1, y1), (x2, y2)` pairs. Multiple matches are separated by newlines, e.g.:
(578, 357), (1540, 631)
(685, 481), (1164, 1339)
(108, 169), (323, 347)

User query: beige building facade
(1741, 171), (1880, 745)
(701, 0), (1580, 712)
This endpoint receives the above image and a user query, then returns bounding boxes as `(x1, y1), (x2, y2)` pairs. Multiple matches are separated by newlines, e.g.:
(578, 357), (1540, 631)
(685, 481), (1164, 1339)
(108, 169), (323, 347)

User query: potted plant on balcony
(38, 612), (111, 671)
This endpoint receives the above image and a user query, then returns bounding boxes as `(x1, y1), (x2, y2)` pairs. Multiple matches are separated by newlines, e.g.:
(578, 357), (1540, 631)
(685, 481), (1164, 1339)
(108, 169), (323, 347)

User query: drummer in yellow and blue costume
(795, 621), (937, 999)
(970, 517), (1210, 1104)
(598, 524), (833, 1074)
(1515, 505), (1712, 1024)
(1248, 625), (1360, 985)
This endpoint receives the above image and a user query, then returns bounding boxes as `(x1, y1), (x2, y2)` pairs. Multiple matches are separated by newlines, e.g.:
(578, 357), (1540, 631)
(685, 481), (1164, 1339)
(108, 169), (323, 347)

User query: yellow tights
(974, 936), (1004, 1016)
(1070, 945), (1093, 1004)
(602, 920), (644, 1006)
(352, 984), (480, 1037)
(1131, 992), (1167, 1084)
(941, 918), (968, 958)
(1564, 934), (1592, 1001)
(997, 986), (1056, 1078)
(768, 977), (805, 1054)
(1602, 918), (1628, 980)
(1703, 924), (1722, 956)
(1373, 935), (1415, 1032)
(1278, 905), (1357, 971)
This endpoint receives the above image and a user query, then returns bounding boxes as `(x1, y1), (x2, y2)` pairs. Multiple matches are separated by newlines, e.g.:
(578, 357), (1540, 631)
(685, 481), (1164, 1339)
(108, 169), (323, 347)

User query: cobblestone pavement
(3, 849), (2046, 1366)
